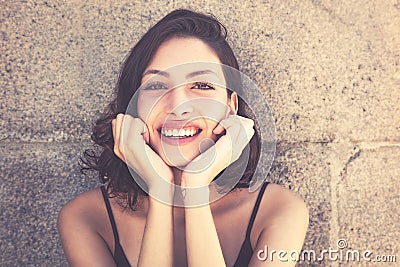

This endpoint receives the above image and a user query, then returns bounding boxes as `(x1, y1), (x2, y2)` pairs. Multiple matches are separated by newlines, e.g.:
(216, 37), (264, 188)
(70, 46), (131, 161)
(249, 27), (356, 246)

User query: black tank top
(101, 182), (269, 267)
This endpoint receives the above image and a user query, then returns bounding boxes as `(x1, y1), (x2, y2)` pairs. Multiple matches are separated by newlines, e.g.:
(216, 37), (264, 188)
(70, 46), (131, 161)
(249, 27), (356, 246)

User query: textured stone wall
(1, 1), (399, 266)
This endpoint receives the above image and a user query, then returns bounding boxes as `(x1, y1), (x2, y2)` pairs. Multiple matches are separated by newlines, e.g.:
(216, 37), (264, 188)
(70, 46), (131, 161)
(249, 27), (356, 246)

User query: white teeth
(161, 128), (199, 138)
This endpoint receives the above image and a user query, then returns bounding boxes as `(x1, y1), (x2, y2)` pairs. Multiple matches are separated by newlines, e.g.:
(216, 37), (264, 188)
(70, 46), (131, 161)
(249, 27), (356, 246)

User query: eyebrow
(185, 69), (218, 79)
(142, 69), (219, 79)
(142, 69), (170, 77)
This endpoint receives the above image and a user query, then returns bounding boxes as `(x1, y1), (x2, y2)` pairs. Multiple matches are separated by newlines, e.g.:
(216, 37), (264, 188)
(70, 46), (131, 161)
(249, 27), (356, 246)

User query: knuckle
(132, 117), (142, 126)
(118, 144), (124, 154)
(243, 117), (254, 125)
(113, 145), (120, 155)
(114, 150), (123, 161)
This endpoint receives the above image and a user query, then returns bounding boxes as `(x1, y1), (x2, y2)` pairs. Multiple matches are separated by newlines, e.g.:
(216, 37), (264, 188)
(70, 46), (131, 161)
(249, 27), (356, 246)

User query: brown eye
(144, 82), (168, 90)
(192, 82), (215, 90)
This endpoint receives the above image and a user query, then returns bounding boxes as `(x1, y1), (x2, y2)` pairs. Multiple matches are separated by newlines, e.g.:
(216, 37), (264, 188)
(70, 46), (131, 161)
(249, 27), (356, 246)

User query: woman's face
(137, 37), (238, 167)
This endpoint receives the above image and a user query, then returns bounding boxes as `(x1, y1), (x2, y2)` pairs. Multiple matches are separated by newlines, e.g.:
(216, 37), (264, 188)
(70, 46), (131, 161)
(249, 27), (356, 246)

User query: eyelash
(143, 82), (215, 91)
(191, 82), (215, 90)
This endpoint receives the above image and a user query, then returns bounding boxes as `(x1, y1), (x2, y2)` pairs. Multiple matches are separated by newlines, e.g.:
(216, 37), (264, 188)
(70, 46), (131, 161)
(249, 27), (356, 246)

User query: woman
(58, 9), (308, 267)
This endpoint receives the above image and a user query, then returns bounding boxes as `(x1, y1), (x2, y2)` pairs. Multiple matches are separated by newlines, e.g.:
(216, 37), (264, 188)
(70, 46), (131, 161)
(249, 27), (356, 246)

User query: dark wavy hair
(80, 9), (261, 210)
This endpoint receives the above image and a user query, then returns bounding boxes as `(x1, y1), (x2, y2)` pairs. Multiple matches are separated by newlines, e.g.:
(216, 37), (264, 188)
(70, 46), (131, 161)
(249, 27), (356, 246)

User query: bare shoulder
(263, 183), (309, 220)
(57, 187), (108, 245)
(254, 183), (309, 240)
(250, 183), (309, 265)
(58, 188), (116, 266)
(58, 188), (104, 226)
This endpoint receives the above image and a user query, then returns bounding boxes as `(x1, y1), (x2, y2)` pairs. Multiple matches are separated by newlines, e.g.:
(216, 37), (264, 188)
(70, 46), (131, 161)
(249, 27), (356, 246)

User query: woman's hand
(112, 114), (174, 195)
(181, 114), (254, 188)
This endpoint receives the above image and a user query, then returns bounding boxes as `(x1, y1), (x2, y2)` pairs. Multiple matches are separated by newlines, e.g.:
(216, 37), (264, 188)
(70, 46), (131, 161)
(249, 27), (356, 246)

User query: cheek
(197, 99), (228, 124)
(137, 94), (159, 122)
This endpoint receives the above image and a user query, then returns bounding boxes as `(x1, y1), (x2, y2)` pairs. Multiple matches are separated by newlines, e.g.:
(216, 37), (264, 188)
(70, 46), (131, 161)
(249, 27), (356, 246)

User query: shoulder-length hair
(81, 9), (261, 210)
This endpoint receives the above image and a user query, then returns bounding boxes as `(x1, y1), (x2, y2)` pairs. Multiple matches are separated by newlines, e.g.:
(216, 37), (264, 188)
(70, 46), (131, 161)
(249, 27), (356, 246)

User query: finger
(212, 123), (225, 135)
(241, 117), (255, 141)
(213, 115), (240, 134)
(236, 117), (254, 137)
(111, 119), (116, 140)
(232, 117), (254, 144)
(226, 116), (253, 133)
(218, 115), (242, 138)
(124, 117), (158, 174)
(115, 113), (126, 161)
(213, 105), (239, 135)
(231, 120), (254, 161)
(112, 118), (126, 160)
(124, 116), (148, 146)
(222, 116), (254, 156)
(112, 118), (119, 157)
(114, 146), (126, 162)
(142, 121), (150, 144)
(120, 116), (153, 168)
(114, 113), (124, 144)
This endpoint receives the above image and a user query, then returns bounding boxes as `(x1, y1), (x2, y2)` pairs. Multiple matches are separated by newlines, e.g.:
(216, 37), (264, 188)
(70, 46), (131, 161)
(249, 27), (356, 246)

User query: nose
(165, 87), (193, 117)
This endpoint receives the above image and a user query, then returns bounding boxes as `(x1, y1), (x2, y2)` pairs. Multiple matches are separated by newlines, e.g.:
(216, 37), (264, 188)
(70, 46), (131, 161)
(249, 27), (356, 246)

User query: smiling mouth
(159, 127), (202, 138)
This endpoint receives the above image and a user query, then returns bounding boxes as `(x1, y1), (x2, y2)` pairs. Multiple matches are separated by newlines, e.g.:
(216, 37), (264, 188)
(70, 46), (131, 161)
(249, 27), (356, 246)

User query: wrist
(182, 185), (210, 207)
(148, 195), (173, 208)
(148, 182), (175, 203)
(180, 172), (214, 188)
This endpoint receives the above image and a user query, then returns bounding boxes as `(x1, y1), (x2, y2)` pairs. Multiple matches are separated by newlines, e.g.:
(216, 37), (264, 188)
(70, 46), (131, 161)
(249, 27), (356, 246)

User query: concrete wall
(1, 1), (399, 266)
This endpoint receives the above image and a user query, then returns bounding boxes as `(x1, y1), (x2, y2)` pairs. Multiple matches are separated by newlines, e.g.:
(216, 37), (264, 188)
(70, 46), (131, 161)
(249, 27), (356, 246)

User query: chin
(162, 152), (199, 168)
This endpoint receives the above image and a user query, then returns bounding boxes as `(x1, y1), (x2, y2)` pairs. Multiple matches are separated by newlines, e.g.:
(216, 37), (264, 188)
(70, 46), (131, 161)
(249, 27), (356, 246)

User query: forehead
(145, 37), (222, 72)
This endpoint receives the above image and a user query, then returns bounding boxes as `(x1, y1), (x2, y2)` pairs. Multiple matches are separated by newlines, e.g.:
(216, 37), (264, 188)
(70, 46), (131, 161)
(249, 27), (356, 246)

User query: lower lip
(159, 131), (201, 146)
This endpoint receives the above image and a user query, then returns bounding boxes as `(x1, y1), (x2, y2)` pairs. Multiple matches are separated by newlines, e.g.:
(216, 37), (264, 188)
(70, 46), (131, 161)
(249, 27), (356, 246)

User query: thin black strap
(100, 186), (131, 267)
(100, 186), (120, 244)
(245, 182), (269, 238)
